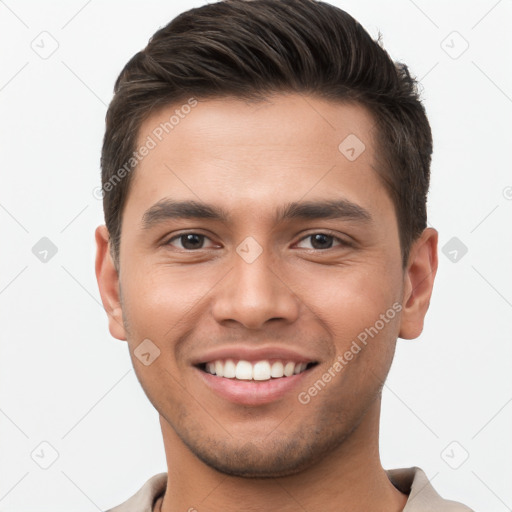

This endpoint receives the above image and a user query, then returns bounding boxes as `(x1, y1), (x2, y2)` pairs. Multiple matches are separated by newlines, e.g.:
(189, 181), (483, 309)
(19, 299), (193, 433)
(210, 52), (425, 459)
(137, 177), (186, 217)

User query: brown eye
(296, 232), (346, 250)
(309, 233), (334, 249)
(166, 233), (215, 250)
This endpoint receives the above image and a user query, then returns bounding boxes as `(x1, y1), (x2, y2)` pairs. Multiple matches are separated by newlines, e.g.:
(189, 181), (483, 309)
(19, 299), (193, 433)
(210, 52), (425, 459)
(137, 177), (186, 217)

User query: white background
(1, 1), (511, 510)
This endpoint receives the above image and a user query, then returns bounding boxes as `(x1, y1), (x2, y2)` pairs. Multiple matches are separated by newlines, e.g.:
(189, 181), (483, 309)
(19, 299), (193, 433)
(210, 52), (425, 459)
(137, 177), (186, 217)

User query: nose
(211, 247), (301, 330)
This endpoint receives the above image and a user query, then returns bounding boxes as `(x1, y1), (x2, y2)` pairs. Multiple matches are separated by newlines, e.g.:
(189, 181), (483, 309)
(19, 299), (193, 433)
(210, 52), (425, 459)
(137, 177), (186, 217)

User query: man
(95, 0), (474, 510)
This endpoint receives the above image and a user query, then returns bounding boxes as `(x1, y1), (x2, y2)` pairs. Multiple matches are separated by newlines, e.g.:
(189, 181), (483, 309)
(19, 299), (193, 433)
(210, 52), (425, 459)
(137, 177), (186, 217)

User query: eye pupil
(181, 233), (203, 250)
(311, 233), (333, 249)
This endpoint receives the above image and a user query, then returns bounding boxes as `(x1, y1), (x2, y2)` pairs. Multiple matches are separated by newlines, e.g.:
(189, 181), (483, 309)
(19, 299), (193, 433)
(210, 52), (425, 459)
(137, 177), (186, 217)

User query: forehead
(124, 93), (390, 224)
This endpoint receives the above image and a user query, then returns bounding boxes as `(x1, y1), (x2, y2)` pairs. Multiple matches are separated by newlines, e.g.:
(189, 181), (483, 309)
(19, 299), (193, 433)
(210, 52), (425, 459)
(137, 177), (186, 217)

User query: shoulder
(104, 473), (167, 512)
(386, 466), (475, 511)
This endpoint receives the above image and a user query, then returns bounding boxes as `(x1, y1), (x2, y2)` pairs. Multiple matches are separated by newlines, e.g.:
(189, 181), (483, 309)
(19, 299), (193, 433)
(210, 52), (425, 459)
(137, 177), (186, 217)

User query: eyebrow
(141, 198), (373, 230)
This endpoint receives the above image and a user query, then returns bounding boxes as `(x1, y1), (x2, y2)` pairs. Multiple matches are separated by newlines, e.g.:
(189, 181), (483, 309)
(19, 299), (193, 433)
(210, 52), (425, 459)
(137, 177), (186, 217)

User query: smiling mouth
(195, 359), (319, 381)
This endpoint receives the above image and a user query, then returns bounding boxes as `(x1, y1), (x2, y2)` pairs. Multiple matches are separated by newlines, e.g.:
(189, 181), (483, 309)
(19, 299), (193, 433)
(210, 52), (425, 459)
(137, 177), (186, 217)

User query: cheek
(300, 266), (402, 408)
(120, 264), (224, 338)
(289, 261), (402, 345)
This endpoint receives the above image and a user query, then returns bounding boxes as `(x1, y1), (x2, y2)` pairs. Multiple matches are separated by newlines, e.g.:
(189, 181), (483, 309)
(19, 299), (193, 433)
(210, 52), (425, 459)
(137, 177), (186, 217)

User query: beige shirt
(105, 466), (474, 511)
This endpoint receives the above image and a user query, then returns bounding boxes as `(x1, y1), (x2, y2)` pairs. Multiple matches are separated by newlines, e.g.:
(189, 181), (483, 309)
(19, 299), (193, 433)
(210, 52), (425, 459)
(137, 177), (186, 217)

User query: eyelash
(164, 231), (351, 251)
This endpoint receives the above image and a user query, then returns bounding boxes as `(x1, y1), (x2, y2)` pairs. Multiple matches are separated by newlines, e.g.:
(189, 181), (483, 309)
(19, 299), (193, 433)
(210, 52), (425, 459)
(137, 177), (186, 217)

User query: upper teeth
(205, 359), (311, 380)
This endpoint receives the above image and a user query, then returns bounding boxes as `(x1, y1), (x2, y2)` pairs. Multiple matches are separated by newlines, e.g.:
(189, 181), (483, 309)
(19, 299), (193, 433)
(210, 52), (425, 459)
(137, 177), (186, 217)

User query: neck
(158, 399), (407, 512)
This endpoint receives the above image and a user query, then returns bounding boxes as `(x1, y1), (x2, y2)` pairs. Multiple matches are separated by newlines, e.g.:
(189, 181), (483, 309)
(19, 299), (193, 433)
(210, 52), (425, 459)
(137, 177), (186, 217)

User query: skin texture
(95, 93), (438, 512)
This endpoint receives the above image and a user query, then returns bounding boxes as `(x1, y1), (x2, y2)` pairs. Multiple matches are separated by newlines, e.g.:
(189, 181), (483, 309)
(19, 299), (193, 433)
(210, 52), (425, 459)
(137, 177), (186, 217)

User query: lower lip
(194, 366), (314, 406)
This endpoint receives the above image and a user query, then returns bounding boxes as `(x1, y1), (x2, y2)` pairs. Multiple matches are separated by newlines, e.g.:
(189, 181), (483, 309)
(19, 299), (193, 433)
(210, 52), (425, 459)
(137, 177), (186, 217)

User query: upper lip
(191, 345), (320, 366)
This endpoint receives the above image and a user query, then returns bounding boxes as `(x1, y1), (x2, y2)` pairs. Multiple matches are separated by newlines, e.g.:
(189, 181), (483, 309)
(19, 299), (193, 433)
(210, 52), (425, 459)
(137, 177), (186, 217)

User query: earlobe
(94, 225), (127, 341)
(398, 227), (438, 340)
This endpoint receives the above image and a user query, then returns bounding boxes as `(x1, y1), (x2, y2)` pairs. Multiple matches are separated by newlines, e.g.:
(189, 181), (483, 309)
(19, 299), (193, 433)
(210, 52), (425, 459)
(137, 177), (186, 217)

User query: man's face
(100, 93), (413, 477)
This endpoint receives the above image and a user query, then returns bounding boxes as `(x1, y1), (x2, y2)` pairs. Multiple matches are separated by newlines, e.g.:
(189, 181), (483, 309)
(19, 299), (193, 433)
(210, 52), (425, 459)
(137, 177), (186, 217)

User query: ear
(94, 225), (127, 341)
(398, 227), (438, 340)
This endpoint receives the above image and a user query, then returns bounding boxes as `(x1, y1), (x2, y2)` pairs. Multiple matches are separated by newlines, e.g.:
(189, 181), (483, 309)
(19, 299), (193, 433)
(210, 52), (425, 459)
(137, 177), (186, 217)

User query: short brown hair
(100, 0), (432, 269)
